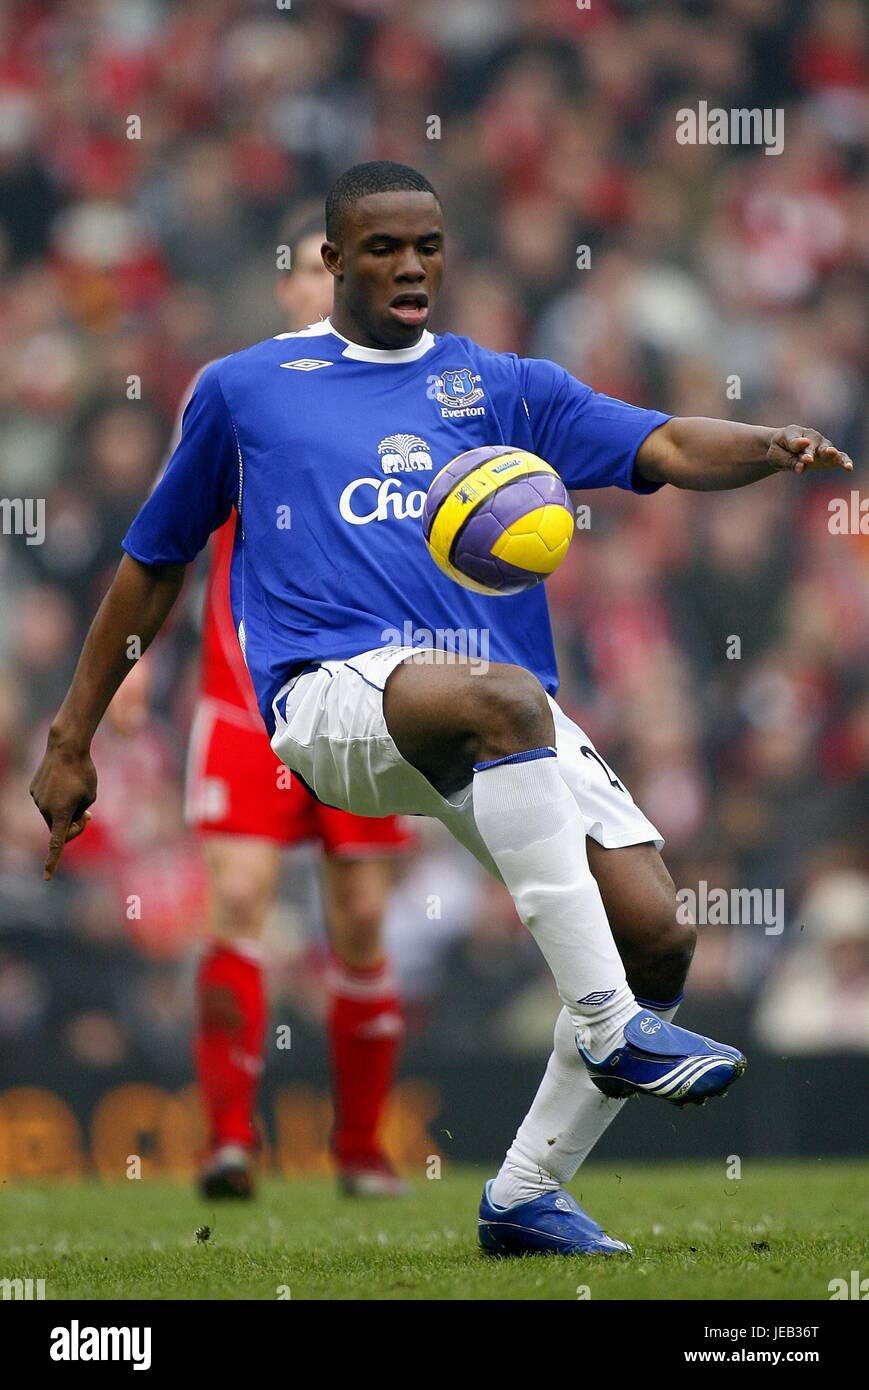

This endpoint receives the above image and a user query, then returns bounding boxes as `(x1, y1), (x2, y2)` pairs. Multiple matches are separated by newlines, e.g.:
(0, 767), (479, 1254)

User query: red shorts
(185, 698), (413, 856)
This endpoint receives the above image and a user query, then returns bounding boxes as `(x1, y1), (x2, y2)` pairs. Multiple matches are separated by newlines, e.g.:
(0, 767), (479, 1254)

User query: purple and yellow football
(422, 446), (575, 596)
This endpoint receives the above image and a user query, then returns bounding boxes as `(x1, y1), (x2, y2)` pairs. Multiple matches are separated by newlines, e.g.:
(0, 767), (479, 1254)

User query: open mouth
(388, 293), (429, 326)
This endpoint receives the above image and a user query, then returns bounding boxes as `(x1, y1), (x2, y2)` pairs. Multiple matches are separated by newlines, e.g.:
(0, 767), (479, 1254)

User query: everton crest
(431, 367), (486, 418)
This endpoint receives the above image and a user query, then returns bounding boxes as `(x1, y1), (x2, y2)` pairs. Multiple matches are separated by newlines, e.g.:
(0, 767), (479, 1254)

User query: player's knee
(332, 900), (384, 967)
(628, 913), (696, 1000)
(617, 861), (696, 1000)
(473, 666), (553, 762)
(654, 915), (697, 984)
(325, 857), (389, 965)
(211, 873), (270, 939)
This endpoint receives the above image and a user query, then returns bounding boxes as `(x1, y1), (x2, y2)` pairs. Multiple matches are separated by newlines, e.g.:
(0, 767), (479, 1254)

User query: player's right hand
(766, 426), (854, 475)
(29, 742), (97, 880)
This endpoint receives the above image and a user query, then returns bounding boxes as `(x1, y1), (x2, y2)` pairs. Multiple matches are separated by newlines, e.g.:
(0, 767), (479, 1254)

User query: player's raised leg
(196, 834), (277, 1199)
(321, 852), (408, 1197)
(384, 652), (740, 1086)
(384, 655), (639, 1252)
(385, 655), (641, 1051)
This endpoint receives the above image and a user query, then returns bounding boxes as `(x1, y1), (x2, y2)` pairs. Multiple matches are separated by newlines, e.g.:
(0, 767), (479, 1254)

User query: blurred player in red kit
(182, 214), (412, 1199)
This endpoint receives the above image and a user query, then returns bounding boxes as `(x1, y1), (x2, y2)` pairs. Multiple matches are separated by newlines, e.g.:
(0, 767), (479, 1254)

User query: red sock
(327, 956), (404, 1168)
(195, 941), (266, 1152)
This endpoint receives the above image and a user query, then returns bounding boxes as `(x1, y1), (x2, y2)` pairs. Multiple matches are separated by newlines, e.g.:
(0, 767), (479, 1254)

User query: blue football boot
(478, 1181), (631, 1257)
(577, 1010), (746, 1106)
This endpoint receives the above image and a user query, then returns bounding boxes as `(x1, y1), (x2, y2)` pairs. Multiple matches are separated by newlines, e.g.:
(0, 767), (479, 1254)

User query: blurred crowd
(0, 0), (867, 1083)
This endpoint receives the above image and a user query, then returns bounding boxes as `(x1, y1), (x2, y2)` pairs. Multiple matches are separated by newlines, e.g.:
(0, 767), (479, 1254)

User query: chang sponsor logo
(339, 476), (427, 525)
(340, 435), (436, 523)
(378, 433), (433, 473)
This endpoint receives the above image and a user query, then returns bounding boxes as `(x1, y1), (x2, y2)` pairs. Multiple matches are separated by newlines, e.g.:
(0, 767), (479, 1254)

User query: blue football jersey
(122, 318), (669, 736)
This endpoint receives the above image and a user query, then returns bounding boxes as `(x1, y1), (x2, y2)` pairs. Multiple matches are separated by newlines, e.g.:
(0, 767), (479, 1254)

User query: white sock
(472, 749), (636, 1057)
(489, 996), (682, 1209)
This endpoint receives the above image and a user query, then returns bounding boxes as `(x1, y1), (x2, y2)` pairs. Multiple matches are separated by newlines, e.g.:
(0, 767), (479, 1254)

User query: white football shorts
(270, 645), (663, 880)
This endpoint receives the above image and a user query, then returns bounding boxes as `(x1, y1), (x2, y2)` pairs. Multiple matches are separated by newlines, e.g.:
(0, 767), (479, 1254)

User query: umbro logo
(280, 359), (332, 371)
(575, 989), (616, 1007)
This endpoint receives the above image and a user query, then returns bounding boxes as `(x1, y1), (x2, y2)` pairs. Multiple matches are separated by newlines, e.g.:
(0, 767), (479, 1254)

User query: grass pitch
(1, 1160), (866, 1301)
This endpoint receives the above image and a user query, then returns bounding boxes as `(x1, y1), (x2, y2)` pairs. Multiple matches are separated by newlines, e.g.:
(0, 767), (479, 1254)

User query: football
(422, 446), (575, 596)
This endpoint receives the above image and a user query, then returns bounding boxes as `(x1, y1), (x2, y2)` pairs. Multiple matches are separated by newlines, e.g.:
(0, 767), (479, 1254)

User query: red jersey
(198, 512), (261, 725)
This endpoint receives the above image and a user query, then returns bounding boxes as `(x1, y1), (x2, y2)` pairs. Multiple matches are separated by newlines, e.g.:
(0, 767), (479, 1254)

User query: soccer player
(180, 216), (412, 1200)
(31, 162), (854, 1256)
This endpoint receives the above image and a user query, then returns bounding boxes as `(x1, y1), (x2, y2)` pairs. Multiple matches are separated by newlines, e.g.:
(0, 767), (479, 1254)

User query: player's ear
(321, 240), (343, 280)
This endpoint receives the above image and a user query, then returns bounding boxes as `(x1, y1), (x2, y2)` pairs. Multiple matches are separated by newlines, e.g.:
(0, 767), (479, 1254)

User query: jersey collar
(325, 316), (436, 363)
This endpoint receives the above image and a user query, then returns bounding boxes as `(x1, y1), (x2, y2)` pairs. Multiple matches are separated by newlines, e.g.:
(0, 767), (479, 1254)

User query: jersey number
(580, 746), (625, 793)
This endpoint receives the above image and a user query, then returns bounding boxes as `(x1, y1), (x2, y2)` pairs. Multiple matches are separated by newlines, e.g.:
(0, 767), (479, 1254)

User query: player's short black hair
(277, 202), (325, 262)
(286, 212), (325, 247)
(324, 161), (440, 242)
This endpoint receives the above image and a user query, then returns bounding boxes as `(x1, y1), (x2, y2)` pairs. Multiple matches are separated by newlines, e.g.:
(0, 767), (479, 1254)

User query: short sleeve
(519, 357), (671, 494)
(122, 363), (238, 566)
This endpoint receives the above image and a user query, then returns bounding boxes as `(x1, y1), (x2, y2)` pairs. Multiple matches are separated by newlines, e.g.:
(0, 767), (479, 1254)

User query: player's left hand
(767, 427), (854, 475)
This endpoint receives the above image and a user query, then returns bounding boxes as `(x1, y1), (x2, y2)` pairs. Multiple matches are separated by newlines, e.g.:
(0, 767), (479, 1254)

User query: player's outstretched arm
(29, 553), (187, 880)
(636, 417), (854, 491)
